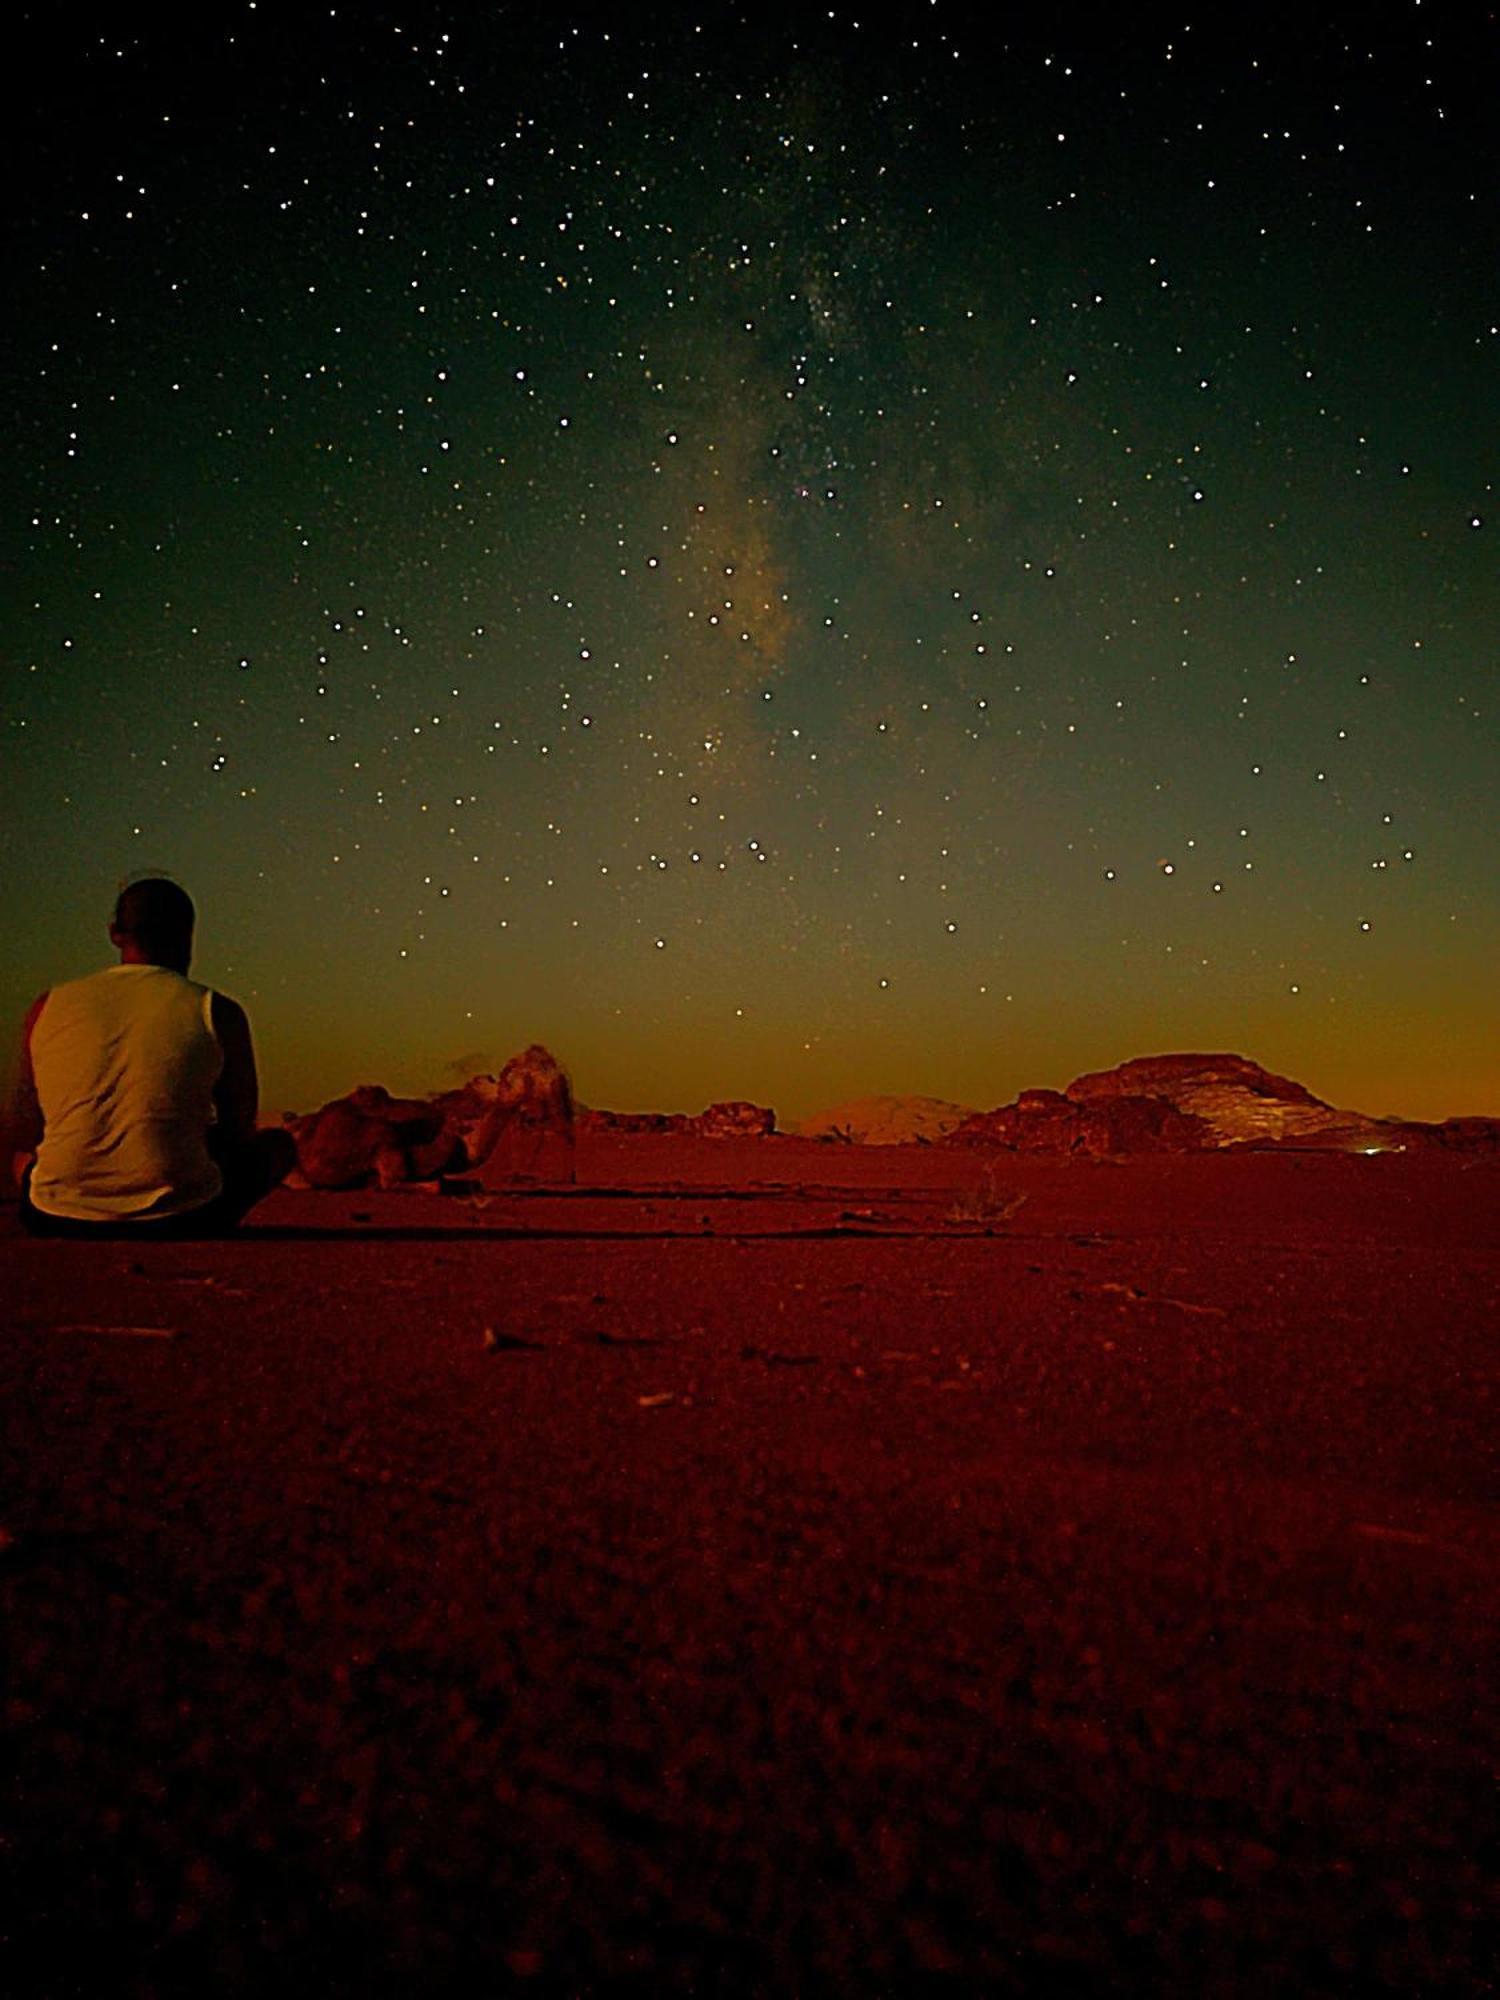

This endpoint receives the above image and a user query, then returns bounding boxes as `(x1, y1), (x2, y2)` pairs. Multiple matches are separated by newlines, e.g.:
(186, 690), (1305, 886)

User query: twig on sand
(122, 1266), (245, 1297)
(1093, 1283), (1227, 1317)
(741, 1344), (819, 1367)
(1352, 1522), (1434, 1548)
(481, 1325), (543, 1352)
(53, 1323), (181, 1340)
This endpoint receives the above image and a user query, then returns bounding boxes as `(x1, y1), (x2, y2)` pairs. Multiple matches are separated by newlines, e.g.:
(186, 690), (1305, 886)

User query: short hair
(113, 877), (195, 949)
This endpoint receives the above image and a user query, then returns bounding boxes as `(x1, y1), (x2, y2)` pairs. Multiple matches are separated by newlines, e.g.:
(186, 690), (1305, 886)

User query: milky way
(7, 3), (1496, 1120)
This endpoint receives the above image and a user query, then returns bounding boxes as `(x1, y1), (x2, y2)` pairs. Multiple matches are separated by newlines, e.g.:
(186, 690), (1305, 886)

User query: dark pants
(19, 1130), (296, 1239)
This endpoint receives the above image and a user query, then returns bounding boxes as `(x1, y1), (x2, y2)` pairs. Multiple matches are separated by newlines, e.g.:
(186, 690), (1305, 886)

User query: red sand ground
(3, 1142), (1498, 1995)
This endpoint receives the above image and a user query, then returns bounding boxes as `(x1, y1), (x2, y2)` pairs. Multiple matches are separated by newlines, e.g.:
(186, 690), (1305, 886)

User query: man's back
(28, 963), (224, 1222)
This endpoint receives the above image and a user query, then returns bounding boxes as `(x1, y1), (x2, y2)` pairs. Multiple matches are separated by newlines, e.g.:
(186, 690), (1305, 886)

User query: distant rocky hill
(796, 1096), (976, 1146)
(1064, 1052), (1379, 1149)
(950, 1053), (1500, 1156)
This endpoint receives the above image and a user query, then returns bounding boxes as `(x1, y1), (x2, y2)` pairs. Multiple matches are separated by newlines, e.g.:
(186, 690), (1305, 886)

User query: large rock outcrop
(1063, 1053), (1380, 1149)
(470, 1044), (576, 1187)
(288, 1046), (576, 1188)
(950, 1088), (1214, 1156)
(428, 1073), (507, 1163)
(946, 1053), (1437, 1156)
(798, 1096), (976, 1145)
(287, 1085), (464, 1189)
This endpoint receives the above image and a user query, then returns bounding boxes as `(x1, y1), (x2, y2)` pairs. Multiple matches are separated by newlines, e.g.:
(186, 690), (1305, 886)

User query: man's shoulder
(31, 968), (115, 1018)
(46, 966), (113, 1000)
(53, 964), (192, 995)
(44, 966), (216, 1020)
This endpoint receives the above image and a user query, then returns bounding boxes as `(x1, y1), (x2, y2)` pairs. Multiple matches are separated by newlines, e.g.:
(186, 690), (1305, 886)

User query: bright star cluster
(6, 2), (1496, 1120)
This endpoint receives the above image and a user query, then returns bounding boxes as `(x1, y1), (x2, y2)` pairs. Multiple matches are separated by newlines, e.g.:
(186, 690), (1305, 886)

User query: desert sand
(4, 1138), (1497, 1994)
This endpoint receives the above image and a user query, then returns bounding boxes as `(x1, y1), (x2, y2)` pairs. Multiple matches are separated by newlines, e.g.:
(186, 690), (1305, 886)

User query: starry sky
(6, 1), (1497, 1123)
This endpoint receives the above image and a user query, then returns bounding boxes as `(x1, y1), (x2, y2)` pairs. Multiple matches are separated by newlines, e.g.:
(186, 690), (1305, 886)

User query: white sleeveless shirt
(29, 964), (225, 1222)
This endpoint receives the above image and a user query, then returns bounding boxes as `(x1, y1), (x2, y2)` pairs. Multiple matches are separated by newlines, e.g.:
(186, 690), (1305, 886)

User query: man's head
(110, 878), (196, 972)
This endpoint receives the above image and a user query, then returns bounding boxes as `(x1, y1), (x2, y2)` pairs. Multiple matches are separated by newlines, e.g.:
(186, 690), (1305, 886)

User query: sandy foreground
(3, 1141), (1498, 1995)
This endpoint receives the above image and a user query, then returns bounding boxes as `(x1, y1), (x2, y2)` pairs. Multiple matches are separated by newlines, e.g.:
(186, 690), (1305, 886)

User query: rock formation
(579, 1101), (777, 1138)
(469, 1044), (576, 1187)
(429, 1073), (505, 1164)
(1382, 1114), (1500, 1155)
(950, 1088), (1214, 1156)
(287, 1045), (1498, 1179)
(945, 1053), (1450, 1155)
(287, 1085), (463, 1189)
(1062, 1053), (1380, 1149)
(577, 1108), (685, 1137)
(288, 1048), (575, 1189)
(691, 1100), (777, 1139)
(798, 1096), (976, 1145)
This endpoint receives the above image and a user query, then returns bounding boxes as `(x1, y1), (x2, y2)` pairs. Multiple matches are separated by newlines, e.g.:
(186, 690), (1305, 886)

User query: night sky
(7, 2), (1496, 1123)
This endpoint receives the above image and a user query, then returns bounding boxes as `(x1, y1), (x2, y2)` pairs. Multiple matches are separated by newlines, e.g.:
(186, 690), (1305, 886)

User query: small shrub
(948, 1168), (1028, 1226)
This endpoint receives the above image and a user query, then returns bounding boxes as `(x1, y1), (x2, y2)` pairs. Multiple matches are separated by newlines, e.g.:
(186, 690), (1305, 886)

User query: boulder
(688, 1100), (777, 1139)
(429, 1073), (505, 1165)
(288, 1084), (461, 1189)
(469, 1044), (576, 1187)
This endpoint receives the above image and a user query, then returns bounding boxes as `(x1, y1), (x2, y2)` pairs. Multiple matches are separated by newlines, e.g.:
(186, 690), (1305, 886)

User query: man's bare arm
(7, 993), (48, 1189)
(210, 992), (259, 1147)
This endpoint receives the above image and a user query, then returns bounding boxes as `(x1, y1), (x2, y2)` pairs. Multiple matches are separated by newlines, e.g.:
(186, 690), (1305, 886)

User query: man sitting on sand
(10, 878), (293, 1237)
